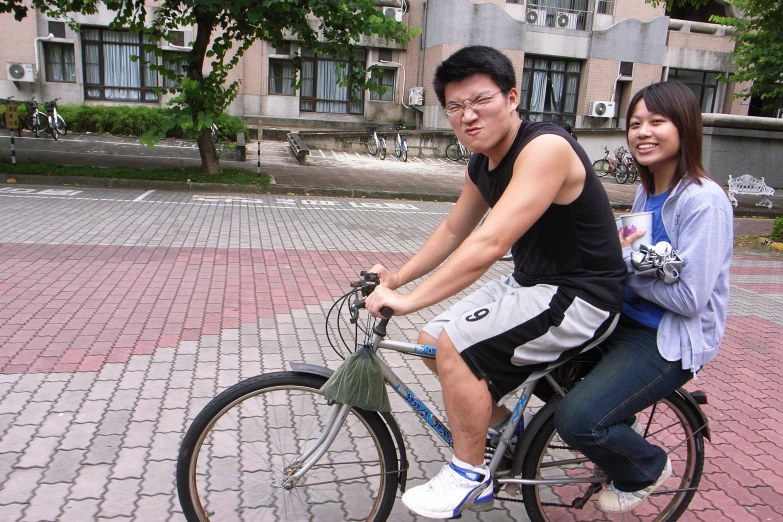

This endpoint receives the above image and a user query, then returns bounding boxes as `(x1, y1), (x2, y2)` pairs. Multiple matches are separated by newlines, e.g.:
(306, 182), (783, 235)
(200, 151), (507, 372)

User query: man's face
(442, 73), (518, 155)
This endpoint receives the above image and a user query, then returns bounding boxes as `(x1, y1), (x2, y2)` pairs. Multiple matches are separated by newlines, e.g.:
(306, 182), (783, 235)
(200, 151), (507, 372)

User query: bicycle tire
(177, 371), (399, 522)
(615, 164), (630, 184)
(401, 144), (407, 162)
(592, 159), (610, 177)
(49, 117), (58, 140)
(55, 115), (67, 135)
(24, 114), (40, 137)
(446, 143), (460, 161)
(521, 392), (705, 522)
(367, 136), (379, 156)
(394, 137), (402, 158)
(379, 138), (386, 160)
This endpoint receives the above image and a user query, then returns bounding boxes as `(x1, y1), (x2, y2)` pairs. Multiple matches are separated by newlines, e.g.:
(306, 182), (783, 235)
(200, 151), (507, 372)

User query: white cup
(621, 212), (653, 249)
(615, 216), (623, 234)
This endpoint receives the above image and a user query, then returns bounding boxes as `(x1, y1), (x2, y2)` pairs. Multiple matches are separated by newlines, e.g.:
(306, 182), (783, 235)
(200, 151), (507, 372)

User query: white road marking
(132, 190), (156, 202)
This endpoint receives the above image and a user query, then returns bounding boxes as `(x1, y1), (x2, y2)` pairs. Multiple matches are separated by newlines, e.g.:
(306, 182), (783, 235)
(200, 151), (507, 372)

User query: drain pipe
(34, 33), (55, 80)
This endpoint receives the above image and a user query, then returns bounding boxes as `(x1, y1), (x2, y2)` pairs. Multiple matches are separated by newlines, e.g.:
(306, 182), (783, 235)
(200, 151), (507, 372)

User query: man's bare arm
(369, 134), (582, 315)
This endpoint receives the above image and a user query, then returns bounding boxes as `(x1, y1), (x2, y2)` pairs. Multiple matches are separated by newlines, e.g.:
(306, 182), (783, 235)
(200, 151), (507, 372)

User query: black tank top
(468, 120), (626, 312)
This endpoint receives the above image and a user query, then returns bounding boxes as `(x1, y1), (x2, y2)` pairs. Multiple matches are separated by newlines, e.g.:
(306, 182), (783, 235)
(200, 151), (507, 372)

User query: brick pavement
(0, 185), (781, 521)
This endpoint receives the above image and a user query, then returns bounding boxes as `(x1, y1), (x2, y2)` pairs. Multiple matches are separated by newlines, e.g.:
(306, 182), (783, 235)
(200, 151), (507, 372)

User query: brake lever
(349, 299), (365, 324)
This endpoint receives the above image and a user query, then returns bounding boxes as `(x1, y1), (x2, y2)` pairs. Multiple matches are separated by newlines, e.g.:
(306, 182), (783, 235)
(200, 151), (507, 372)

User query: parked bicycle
(24, 97), (49, 138)
(176, 271), (708, 522)
(391, 126), (408, 162)
(44, 98), (67, 138)
(614, 146), (640, 184)
(211, 122), (219, 143)
(592, 145), (627, 178)
(446, 136), (471, 163)
(366, 125), (387, 160)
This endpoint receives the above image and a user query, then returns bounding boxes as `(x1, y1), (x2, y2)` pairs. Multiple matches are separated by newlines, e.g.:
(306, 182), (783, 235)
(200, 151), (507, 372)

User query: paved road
(0, 184), (781, 521)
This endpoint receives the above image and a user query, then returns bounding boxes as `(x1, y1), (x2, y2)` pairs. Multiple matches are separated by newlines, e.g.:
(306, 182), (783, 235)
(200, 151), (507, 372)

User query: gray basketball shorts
(422, 275), (619, 403)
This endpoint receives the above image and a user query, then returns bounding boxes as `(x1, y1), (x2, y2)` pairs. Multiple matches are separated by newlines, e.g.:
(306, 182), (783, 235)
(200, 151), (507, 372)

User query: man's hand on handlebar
(369, 264), (401, 290)
(365, 286), (411, 318)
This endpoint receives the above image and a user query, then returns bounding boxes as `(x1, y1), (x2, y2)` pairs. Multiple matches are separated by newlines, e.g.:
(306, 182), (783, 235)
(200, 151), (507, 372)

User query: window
(48, 21), (66, 39)
(44, 43), (76, 83)
(596, 0), (615, 15)
(269, 42), (291, 55)
(519, 56), (581, 125)
(163, 53), (188, 89)
(370, 68), (395, 101)
(299, 48), (365, 114)
(668, 69), (718, 112)
(169, 31), (185, 47)
(82, 28), (159, 102)
(378, 49), (393, 62)
(269, 59), (295, 95)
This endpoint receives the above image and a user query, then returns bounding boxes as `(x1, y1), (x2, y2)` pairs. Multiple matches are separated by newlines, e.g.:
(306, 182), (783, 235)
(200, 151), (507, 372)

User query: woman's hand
(619, 228), (647, 249)
(369, 264), (401, 290)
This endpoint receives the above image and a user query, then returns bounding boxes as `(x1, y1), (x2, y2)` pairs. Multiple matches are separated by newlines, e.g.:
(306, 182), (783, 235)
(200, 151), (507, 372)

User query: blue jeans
(554, 316), (692, 492)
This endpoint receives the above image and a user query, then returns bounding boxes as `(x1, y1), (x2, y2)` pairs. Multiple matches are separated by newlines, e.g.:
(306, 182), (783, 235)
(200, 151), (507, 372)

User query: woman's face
(627, 99), (680, 174)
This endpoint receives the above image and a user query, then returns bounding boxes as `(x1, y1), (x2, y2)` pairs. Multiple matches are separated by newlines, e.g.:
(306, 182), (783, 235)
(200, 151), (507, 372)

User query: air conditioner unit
(556, 12), (578, 29)
(589, 101), (616, 118)
(383, 7), (404, 22)
(409, 86), (424, 106)
(525, 7), (548, 26)
(6, 63), (35, 83)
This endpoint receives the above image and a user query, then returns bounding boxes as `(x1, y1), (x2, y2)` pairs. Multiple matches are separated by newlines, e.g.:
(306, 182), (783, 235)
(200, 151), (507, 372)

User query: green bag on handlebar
(319, 344), (391, 412)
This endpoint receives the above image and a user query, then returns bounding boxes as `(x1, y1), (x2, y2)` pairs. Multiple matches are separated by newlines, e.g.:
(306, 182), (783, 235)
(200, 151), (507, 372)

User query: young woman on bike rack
(556, 80), (733, 514)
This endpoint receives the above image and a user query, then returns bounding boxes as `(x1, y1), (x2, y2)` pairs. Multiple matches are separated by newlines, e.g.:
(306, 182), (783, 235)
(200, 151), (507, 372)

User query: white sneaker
(401, 461), (493, 519)
(630, 417), (645, 437)
(598, 456), (672, 513)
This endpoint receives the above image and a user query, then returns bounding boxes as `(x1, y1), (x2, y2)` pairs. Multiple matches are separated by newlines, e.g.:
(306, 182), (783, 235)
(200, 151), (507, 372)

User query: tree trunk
(191, 13), (220, 174)
(198, 126), (221, 174)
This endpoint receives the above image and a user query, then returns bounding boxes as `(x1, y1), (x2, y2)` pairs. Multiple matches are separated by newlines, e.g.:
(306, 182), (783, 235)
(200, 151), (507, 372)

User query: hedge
(2, 102), (247, 141)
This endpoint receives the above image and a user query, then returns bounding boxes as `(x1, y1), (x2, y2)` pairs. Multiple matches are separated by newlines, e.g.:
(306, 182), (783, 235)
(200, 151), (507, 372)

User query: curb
(760, 237), (783, 252)
(3, 173), (460, 203)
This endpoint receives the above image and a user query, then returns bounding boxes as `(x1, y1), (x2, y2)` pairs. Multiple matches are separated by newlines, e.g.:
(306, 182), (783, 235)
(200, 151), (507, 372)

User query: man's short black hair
(433, 46), (516, 107)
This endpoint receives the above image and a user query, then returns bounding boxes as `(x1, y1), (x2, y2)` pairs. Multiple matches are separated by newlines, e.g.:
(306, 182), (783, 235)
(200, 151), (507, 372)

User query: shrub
(52, 103), (247, 141)
(771, 218), (783, 243)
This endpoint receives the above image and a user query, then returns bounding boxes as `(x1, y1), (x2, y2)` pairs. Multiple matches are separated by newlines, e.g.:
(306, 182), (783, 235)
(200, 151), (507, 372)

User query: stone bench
(728, 174), (775, 209)
(286, 132), (310, 165)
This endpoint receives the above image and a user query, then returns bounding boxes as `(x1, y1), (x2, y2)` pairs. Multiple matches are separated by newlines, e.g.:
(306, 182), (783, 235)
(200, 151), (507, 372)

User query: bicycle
(391, 126), (408, 162)
(24, 97), (49, 138)
(366, 125), (387, 160)
(592, 145), (630, 179)
(446, 136), (471, 163)
(43, 98), (67, 140)
(177, 271), (709, 522)
(614, 146), (639, 184)
(211, 122), (219, 143)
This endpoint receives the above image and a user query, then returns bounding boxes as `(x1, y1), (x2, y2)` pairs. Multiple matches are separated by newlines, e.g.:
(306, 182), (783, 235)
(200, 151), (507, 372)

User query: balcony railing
(525, 3), (593, 31)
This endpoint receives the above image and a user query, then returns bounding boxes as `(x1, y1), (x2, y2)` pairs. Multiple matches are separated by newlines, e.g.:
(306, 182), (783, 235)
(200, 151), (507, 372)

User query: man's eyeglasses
(443, 90), (503, 117)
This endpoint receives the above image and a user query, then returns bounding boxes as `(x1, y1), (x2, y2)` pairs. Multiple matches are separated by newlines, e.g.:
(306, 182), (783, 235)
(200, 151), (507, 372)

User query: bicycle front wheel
(521, 393), (705, 522)
(367, 136), (378, 155)
(49, 117), (58, 140)
(55, 115), (67, 135)
(401, 144), (407, 162)
(446, 143), (460, 161)
(615, 164), (629, 184)
(592, 159), (610, 177)
(177, 371), (399, 522)
(379, 138), (386, 160)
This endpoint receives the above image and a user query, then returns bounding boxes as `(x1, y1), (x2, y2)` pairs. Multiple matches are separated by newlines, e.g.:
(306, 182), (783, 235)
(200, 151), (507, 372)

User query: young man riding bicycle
(365, 45), (626, 519)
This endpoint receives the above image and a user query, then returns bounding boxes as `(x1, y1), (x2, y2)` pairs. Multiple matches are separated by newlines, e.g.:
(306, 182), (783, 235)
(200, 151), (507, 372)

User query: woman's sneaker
(401, 460), (493, 519)
(598, 456), (672, 513)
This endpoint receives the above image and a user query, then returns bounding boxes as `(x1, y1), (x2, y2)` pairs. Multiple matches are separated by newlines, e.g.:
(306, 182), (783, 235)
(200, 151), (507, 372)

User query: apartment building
(0, 0), (753, 130)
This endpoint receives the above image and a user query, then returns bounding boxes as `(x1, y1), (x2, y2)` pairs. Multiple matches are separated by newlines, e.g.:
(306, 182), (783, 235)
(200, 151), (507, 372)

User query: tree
(653, 0), (783, 109)
(1, 0), (418, 173)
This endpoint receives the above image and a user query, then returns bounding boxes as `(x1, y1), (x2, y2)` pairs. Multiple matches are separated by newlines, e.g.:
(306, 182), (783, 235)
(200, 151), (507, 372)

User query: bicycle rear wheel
(379, 138), (386, 160)
(367, 136), (378, 155)
(177, 371), (399, 522)
(592, 159), (611, 177)
(55, 115), (67, 135)
(521, 393), (705, 522)
(446, 143), (460, 161)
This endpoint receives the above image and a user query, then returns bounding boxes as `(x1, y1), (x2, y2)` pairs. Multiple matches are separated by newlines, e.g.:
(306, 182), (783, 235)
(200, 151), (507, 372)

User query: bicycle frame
(284, 329), (605, 491)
